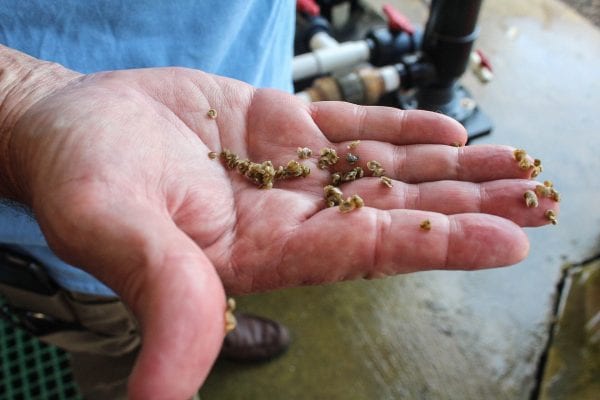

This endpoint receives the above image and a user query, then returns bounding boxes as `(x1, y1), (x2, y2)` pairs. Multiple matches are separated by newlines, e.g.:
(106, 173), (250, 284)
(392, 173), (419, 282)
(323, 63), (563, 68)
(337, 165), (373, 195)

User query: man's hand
(2, 49), (558, 399)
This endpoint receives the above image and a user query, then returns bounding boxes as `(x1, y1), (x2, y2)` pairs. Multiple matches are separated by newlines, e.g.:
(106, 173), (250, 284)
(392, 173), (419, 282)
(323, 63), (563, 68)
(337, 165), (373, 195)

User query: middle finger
(328, 143), (540, 183)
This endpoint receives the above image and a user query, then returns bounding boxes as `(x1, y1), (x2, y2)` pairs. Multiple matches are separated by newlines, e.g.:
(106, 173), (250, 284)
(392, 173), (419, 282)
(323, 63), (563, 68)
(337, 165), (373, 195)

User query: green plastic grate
(0, 299), (82, 400)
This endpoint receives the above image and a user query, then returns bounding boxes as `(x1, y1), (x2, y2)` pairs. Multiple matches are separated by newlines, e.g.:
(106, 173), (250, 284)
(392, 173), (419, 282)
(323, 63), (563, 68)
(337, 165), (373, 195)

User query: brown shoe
(219, 313), (290, 362)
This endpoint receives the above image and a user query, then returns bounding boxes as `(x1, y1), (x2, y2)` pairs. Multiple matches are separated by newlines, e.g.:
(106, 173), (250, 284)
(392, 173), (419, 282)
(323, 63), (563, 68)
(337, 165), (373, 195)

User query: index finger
(310, 102), (467, 146)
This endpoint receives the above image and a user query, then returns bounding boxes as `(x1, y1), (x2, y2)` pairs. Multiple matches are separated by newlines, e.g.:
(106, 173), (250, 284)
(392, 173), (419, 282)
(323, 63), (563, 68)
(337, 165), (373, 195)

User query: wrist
(0, 45), (80, 202)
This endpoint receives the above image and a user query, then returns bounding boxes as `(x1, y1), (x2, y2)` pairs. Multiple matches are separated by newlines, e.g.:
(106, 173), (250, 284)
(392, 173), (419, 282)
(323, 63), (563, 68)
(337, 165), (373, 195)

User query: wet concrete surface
(200, 0), (600, 398)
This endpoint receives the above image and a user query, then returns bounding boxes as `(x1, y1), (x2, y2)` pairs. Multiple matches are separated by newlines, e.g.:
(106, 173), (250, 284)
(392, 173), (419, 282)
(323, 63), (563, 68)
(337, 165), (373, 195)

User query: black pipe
(423, 0), (482, 86)
(417, 0), (483, 110)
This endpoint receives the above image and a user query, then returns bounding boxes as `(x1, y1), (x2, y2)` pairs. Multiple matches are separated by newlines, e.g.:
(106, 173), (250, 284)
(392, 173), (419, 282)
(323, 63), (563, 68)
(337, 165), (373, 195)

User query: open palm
(11, 67), (557, 399)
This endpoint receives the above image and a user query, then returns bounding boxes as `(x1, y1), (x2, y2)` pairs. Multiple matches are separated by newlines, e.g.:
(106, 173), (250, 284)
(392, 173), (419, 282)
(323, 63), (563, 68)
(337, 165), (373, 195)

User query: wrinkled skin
(8, 66), (558, 399)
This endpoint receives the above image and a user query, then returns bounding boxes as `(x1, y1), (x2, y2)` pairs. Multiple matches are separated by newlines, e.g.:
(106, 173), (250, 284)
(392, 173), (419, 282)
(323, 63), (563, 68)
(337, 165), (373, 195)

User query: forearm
(0, 45), (78, 201)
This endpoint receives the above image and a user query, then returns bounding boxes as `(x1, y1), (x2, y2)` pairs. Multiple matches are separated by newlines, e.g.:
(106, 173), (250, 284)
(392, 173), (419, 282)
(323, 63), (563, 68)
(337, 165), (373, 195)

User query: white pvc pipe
(293, 40), (371, 81)
(309, 31), (339, 50)
(379, 65), (401, 92)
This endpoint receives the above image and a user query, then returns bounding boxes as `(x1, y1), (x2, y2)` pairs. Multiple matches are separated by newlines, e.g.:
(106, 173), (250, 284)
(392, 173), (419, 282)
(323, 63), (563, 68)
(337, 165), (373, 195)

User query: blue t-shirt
(0, 0), (295, 295)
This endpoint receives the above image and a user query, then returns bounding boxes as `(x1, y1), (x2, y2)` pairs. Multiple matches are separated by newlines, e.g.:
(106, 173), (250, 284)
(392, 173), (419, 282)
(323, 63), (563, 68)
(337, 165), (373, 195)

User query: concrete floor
(200, 1), (600, 399)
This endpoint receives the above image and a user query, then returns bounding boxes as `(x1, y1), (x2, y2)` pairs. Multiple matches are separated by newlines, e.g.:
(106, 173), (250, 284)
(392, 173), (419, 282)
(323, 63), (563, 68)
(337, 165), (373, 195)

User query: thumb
(126, 229), (226, 400)
(39, 200), (226, 400)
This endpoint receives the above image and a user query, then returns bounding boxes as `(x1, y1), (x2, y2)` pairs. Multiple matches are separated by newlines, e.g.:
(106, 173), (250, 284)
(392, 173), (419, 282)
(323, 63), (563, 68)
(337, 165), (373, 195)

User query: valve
(469, 49), (494, 83)
(382, 4), (415, 35)
(365, 4), (420, 66)
(297, 0), (321, 16)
